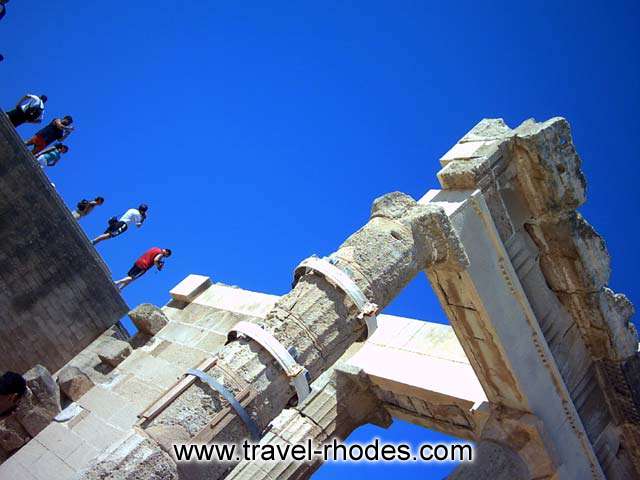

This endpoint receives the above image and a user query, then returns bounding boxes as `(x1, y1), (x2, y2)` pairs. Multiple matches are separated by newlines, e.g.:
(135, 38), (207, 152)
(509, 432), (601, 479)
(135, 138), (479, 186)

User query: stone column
(82, 191), (467, 480)
(225, 367), (391, 480)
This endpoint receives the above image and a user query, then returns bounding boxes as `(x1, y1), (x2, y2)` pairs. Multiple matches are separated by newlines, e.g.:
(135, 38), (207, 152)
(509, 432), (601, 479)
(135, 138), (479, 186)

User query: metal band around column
(227, 321), (311, 404)
(186, 368), (261, 441)
(293, 256), (379, 337)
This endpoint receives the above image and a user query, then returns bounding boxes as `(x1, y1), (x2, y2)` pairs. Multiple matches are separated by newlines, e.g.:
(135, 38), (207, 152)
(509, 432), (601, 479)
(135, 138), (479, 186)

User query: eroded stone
(129, 304), (169, 335)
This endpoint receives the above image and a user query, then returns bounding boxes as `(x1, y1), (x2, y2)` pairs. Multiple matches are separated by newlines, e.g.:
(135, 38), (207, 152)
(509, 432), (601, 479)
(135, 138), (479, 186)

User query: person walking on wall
(35, 143), (69, 168)
(91, 204), (148, 245)
(114, 247), (172, 290)
(25, 115), (74, 154)
(5, 94), (47, 127)
(73, 197), (105, 220)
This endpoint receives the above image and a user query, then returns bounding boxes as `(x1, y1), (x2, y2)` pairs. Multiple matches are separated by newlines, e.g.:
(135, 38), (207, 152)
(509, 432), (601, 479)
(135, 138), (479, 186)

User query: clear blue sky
(2, 2), (638, 478)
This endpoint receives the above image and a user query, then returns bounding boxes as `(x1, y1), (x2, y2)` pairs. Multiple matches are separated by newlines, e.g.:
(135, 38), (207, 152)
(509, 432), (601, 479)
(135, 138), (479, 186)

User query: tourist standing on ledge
(5, 94), (47, 127)
(35, 143), (69, 168)
(25, 115), (74, 154)
(73, 197), (105, 220)
(91, 204), (149, 245)
(0, 371), (26, 416)
(114, 247), (172, 290)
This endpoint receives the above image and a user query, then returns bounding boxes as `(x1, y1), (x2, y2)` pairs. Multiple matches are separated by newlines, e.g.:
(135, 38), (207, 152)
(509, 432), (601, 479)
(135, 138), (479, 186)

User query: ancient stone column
(225, 367), (391, 480)
(82, 191), (466, 480)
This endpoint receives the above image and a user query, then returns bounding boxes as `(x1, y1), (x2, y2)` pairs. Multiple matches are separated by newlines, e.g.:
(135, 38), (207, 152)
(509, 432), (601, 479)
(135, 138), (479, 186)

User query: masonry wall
(0, 111), (129, 373)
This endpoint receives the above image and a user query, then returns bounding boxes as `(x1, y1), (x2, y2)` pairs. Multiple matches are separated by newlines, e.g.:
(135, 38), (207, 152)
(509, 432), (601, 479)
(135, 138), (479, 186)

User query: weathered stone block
(0, 415), (30, 453)
(14, 389), (55, 438)
(23, 365), (61, 410)
(97, 338), (132, 368)
(80, 432), (178, 480)
(58, 366), (95, 401)
(14, 365), (61, 437)
(128, 304), (169, 335)
(169, 274), (212, 302)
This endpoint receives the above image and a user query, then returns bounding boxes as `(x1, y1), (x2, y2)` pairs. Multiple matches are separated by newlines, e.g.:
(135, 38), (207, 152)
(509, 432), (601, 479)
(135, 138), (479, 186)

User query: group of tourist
(5, 93), (172, 290)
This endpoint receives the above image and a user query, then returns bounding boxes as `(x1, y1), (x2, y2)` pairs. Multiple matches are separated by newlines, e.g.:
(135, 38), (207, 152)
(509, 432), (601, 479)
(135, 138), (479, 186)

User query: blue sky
(2, 1), (638, 478)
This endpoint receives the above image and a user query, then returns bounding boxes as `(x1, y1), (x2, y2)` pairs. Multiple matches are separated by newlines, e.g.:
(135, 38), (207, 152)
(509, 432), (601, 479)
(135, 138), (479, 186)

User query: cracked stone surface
(89, 191), (465, 480)
(436, 117), (639, 480)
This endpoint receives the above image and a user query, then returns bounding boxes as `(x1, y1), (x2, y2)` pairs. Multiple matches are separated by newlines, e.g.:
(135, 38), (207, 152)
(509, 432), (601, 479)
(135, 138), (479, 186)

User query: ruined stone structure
(0, 117), (637, 480)
(0, 113), (129, 374)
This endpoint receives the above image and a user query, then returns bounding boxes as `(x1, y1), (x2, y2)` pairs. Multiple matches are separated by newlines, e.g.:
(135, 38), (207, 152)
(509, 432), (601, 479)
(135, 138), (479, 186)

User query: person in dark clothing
(0, 1), (9, 22)
(25, 115), (74, 154)
(73, 197), (104, 220)
(0, 371), (26, 416)
(5, 94), (47, 127)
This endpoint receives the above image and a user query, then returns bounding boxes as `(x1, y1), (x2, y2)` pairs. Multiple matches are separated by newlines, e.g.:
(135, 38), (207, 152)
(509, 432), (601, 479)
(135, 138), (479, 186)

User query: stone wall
(0, 111), (128, 373)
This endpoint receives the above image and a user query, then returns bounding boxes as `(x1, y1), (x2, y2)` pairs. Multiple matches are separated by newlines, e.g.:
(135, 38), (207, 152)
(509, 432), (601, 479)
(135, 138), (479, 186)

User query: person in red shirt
(114, 247), (172, 290)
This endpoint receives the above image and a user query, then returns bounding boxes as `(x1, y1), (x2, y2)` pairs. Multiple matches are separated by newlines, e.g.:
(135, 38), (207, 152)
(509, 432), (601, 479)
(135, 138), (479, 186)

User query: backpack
(76, 199), (90, 212)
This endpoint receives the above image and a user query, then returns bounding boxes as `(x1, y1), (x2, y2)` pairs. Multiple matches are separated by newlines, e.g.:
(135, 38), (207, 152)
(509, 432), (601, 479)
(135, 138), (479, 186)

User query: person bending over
(25, 115), (73, 154)
(5, 93), (47, 127)
(91, 204), (148, 245)
(114, 247), (172, 290)
(73, 197), (104, 220)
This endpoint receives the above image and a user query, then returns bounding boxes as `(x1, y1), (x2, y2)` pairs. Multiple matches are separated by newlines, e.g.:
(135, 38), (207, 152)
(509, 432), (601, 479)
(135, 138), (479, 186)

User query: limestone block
(77, 387), (126, 420)
(0, 456), (36, 480)
(155, 322), (207, 346)
(15, 365), (61, 437)
(128, 304), (169, 335)
(599, 287), (637, 361)
(111, 375), (165, 413)
(58, 366), (95, 401)
(439, 140), (496, 166)
(28, 449), (76, 480)
(15, 389), (56, 437)
(0, 415), (30, 453)
(169, 274), (212, 302)
(36, 422), (84, 460)
(71, 414), (126, 452)
(23, 365), (61, 411)
(193, 283), (279, 318)
(97, 338), (132, 368)
(150, 342), (208, 370)
(79, 432), (178, 480)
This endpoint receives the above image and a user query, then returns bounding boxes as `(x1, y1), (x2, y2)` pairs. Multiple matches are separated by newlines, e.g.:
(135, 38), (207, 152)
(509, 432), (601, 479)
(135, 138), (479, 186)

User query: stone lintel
(423, 188), (604, 479)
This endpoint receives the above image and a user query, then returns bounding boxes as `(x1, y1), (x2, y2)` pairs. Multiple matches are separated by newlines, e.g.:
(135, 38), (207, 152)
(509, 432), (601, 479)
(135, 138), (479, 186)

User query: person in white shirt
(91, 204), (148, 245)
(6, 94), (47, 127)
